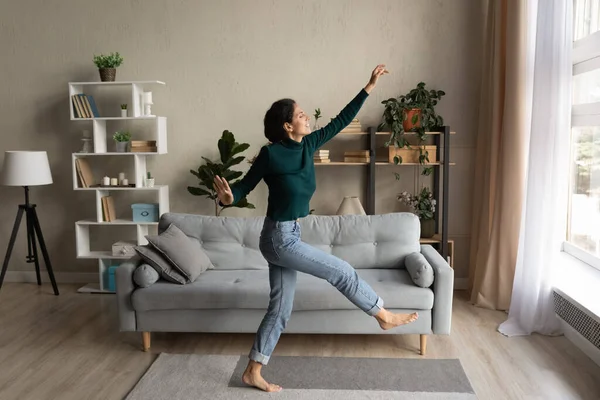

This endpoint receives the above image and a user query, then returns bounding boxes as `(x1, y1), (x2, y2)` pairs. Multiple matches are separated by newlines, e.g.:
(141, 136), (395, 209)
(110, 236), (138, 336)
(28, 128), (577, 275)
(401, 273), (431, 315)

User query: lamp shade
(0, 151), (53, 186)
(336, 196), (366, 215)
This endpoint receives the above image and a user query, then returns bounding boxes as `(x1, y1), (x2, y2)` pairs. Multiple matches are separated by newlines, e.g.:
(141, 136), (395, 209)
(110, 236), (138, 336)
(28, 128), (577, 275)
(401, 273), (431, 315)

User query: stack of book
(340, 118), (363, 134)
(344, 150), (370, 163)
(131, 140), (157, 153)
(314, 149), (330, 163)
(71, 94), (100, 118)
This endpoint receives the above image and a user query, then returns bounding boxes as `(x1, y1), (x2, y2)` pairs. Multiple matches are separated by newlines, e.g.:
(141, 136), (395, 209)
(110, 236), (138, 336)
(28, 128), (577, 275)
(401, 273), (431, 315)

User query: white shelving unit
(69, 80), (169, 294)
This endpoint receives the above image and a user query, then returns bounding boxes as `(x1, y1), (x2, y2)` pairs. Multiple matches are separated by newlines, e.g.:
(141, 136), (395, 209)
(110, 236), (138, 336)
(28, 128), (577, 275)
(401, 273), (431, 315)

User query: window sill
(553, 250), (600, 319)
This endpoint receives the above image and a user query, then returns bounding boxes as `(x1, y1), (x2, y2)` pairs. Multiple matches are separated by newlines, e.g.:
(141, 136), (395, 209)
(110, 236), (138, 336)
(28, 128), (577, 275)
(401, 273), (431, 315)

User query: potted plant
(145, 171), (155, 188)
(113, 130), (131, 152)
(379, 82), (445, 176)
(188, 130), (256, 216)
(397, 187), (437, 238)
(313, 108), (322, 130)
(120, 104), (127, 118)
(93, 52), (124, 82)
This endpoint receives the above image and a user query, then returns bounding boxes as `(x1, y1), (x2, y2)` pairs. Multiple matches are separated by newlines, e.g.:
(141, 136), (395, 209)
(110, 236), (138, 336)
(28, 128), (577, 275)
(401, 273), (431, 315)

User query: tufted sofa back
(158, 212), (421, 270)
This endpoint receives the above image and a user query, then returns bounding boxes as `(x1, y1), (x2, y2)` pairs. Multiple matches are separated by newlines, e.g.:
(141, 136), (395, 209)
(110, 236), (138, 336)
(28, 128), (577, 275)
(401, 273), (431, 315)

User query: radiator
(553, 289), (600, 367)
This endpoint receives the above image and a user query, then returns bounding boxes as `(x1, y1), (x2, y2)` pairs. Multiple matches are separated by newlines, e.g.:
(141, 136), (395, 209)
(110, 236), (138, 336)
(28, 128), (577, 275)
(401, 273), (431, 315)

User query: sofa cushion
(157, 212), (422, 271)
(134, 245), (187, 284)
(133, 263), (160, 288)
(131, 269), (434, 312)
(145, 223), (214, 282)
(405, 252), (435, 288)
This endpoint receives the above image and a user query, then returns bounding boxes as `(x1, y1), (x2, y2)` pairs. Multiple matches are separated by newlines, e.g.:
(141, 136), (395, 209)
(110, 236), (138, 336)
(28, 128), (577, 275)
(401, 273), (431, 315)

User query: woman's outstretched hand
(364, 64), (388, 94)
(213, 175), (234, 205)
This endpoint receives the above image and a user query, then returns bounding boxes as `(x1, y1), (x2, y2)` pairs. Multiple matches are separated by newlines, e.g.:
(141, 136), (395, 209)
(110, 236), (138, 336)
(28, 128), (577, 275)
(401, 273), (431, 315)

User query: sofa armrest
(115, 257), (140, 332)
(421, 245), (454, 334)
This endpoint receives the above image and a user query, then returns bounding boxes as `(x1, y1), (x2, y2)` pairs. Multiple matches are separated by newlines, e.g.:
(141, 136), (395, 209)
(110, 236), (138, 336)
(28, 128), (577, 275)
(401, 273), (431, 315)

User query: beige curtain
(469, 0), (530, 310)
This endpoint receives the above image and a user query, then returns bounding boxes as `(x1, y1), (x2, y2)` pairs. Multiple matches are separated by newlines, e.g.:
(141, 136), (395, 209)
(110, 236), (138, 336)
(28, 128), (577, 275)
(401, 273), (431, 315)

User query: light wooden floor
(0, 283), (599, 400)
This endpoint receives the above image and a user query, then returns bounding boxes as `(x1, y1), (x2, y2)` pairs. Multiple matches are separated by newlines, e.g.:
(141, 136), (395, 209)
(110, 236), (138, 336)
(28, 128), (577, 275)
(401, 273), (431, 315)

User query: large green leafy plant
(188, 130), (255, 216)
(379, 82), (445, 176)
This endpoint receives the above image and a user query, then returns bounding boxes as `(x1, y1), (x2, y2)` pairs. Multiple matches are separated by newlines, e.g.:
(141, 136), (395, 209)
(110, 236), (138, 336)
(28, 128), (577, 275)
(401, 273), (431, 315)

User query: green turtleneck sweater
(229, 88), (369, 221)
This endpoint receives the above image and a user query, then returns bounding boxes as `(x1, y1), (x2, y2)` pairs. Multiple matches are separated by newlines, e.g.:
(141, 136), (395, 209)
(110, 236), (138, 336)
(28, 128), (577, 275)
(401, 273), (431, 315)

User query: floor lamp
(0, 151), (59, 295)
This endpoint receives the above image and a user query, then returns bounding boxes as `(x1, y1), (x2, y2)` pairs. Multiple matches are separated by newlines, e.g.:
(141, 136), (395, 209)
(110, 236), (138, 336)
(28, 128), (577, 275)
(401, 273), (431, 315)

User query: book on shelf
(313, 159), (331, 163)
(101, 196), (116, 222)
(131, 140), (157, 147)
(131, 146), (158, 153)
(75, 158), (94, 188)
(340, 118), (362, 133)
(344, 157), (370, 163)
(344, 150), (370, 157)
(71, 94), (100, 118)
(131, 140), (157, 152)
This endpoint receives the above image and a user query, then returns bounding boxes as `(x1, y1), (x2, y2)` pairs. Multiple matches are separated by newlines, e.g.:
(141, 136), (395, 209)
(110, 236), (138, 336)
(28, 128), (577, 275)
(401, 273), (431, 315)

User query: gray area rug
(125, 353), (478, 400)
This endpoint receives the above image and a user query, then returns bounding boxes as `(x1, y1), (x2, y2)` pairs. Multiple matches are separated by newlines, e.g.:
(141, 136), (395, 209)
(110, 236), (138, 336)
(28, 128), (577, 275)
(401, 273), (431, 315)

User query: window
(568, 0), (600, 270)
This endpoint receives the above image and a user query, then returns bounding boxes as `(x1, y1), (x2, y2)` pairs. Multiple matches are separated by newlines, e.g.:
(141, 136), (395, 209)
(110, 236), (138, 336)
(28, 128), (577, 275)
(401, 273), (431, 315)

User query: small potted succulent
(397, 187), (437, 238)
(145, 171), (155, 188)
(120, 104), (127, 118)
(113, 130), (131, 152)
(93, 52), (124, 82)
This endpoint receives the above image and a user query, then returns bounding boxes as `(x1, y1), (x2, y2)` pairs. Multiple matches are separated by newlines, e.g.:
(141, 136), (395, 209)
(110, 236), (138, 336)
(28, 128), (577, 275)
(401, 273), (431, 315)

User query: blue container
(132, 203), (159, 223)
(107, 265), (119, 292)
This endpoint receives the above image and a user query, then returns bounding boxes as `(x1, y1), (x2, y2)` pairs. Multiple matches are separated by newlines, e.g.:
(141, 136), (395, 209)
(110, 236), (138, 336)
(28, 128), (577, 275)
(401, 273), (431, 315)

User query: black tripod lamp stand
(0, 151), (59, 295)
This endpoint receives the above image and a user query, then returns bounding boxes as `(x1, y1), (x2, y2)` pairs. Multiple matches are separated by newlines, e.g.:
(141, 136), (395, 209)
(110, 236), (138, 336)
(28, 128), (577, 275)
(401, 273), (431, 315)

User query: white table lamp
(336, 196), (366, 215)
(0, 151), (59, 295)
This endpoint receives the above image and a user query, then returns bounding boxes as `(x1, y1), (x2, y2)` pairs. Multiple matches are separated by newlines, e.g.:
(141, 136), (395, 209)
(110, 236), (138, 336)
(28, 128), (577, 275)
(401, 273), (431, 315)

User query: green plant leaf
(224, 156), (244, 169)
(411, 113), (419, 125)
(231, 143), (250, 157)
(187, 186), (213, 197)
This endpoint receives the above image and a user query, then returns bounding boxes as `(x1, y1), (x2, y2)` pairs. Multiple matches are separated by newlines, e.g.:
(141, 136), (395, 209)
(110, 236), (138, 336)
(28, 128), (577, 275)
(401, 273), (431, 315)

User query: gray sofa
(115, 212), (454, 355)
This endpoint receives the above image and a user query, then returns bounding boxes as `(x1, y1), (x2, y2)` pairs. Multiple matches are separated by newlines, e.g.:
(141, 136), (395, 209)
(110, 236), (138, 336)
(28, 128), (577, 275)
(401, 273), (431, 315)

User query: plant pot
(115, 141), (129, 152)
(388, 145), (437, 164)
(99, 68), (116, 82)
(120, 109), (127, 118)
(144, 178), (155, 188)
(420, 218), (435, 238)
(403, 108), (422, 131)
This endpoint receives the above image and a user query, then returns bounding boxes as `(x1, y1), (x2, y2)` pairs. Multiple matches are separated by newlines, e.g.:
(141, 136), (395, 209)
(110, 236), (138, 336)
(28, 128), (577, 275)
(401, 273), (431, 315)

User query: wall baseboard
(4, 271), (98, 283)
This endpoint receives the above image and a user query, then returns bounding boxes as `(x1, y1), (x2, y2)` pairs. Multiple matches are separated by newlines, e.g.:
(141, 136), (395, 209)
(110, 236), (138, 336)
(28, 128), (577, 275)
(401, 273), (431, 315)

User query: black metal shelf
(365, 126), (451, 261)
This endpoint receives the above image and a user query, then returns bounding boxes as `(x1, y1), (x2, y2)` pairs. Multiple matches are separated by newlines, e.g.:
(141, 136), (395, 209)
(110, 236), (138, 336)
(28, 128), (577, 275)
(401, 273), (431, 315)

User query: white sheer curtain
(498, 0), (572, 336)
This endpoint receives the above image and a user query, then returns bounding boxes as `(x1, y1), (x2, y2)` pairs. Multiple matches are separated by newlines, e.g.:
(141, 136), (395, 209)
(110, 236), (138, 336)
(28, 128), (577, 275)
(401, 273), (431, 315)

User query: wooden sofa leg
(420, 334), (427, 356)
(142, 332), (151, 352)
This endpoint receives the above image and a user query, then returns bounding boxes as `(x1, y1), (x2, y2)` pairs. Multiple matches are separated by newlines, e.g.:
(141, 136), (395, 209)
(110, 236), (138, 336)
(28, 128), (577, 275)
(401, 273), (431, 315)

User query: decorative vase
(419, 218), (435, 238)
(115, 141), (129, 153)
(403, 108), (422, 131)
(120, 109), (127, 118)
(99, 68), (116, 82)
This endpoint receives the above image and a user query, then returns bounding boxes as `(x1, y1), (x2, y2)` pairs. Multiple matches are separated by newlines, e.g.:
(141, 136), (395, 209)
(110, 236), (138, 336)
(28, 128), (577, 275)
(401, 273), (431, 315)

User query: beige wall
(0, 0), (481, 282)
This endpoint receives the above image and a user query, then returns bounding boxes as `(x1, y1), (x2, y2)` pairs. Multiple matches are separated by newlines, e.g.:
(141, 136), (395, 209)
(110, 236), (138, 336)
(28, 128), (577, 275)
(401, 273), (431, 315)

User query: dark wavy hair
(264, 98), (296, 143)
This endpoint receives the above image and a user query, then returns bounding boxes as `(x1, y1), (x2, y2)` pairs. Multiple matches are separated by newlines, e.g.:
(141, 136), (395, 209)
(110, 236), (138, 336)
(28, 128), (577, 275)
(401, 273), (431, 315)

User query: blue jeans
(249, 217), (384, 365)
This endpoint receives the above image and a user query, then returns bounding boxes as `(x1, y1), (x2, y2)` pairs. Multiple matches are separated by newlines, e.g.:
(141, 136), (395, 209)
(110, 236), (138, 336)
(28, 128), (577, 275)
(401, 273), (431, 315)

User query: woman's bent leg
(278, 238), (383, 316)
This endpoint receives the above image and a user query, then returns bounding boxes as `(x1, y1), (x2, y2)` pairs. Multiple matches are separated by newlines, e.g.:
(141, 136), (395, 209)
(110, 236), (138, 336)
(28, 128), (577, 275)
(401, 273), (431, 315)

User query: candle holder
(142, 91), (154, 117)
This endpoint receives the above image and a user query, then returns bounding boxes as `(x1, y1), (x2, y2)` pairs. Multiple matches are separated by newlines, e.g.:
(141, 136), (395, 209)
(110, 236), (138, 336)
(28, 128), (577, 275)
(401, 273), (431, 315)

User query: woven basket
(99, 68), (116, 82)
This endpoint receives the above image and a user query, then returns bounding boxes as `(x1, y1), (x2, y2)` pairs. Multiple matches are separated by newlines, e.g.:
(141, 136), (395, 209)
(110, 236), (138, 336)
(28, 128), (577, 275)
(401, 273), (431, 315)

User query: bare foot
(242, 365), (282, 392)
(376, 310), (419, 330)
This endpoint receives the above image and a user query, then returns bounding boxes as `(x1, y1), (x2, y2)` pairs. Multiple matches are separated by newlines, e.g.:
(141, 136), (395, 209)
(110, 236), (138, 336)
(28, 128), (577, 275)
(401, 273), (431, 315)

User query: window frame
(565, 6), (600, 272)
